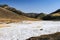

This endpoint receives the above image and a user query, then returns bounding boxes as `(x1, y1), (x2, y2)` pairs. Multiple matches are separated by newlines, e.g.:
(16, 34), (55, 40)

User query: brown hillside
(50, 9), (60, 16)
(0, 7), (38, 23)
(51, 12), (60, 16)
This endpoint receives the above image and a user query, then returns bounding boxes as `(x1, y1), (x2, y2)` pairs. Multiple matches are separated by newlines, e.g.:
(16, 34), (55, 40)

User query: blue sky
(0, 0), (60, 14)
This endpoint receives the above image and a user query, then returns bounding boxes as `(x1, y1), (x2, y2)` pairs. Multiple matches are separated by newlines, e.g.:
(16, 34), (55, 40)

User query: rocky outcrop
(27, 32), (60, 40)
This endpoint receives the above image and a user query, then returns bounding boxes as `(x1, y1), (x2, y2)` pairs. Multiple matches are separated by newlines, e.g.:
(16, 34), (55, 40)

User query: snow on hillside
(0, 21), (60, 40)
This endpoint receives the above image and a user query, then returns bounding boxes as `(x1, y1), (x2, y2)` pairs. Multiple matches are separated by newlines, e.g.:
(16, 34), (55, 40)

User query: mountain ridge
(0, 4), (60, 21)
(0, 6), (38, 23)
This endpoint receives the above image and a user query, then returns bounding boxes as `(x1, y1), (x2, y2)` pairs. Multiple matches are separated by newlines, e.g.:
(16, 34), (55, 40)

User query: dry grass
(0, 7), (39, 23)
(51, 12), (60, 16)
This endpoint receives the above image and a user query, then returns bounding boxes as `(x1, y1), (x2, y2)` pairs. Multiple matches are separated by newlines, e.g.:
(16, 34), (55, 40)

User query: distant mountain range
(0, 4), (60, 23)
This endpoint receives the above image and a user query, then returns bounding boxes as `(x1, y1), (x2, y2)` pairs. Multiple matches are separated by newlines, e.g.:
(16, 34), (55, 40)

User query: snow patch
(0, 21), (60, 40)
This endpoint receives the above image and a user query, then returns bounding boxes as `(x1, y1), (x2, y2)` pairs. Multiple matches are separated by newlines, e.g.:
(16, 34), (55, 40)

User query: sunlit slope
(50, 9), (60, 16)
(0, 7), (38, 23)
(51, 12), (60, 16)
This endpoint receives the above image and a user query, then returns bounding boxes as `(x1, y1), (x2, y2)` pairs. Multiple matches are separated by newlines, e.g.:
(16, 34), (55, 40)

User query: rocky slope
(27, 32), (60, 40)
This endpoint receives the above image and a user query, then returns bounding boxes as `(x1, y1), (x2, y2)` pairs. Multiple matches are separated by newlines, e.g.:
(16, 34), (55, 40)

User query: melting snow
(0, 21), (60, 40)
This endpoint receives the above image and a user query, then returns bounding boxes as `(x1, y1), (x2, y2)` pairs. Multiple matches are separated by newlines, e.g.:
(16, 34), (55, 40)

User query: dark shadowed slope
(27, 32), (60, 40)
(43, 9), (60, 20)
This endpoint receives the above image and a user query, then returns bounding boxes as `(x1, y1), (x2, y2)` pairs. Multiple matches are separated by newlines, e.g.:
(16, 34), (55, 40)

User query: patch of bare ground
(0, 24), (10, 28)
